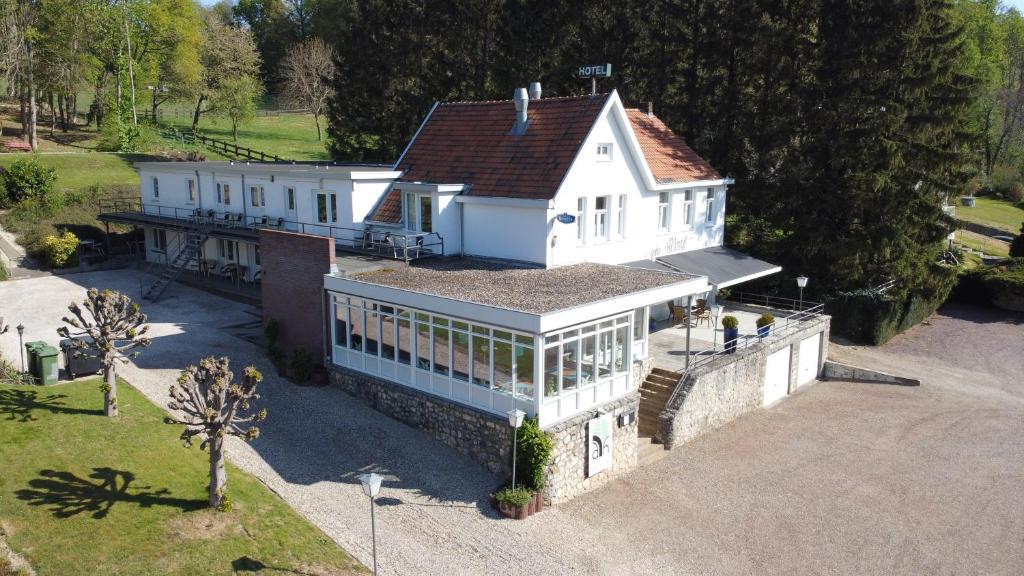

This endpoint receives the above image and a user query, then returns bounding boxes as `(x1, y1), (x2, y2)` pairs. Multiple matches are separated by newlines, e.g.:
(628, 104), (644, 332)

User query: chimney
(513, 87), (529, 124)
(529, 82), (542, 100)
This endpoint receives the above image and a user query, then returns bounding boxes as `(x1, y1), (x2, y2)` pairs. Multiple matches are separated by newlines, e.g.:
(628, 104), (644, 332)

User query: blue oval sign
(556, 213), (576, 224)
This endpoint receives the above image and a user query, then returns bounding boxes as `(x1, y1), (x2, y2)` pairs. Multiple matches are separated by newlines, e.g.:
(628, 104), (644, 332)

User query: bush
(721, 315), (739, 329)
(42, 231), (79, 268)
(0, 158), (58, 209)
(1010, 183), (1024, 203)
(0, 258), (7, 281)
(493, 486), (533, 508)
(264, 319), (283, 363)
(1010, 222), (1024, 258)
(755, 313), (775, 328)
(954, 258), (1024, 311)
(288, 346), (312, 383)
(513, 416), (554, 491)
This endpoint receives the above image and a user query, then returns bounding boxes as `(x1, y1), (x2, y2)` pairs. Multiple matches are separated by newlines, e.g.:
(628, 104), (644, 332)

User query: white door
(314, 190), (337, 227)
(248, 184), (266, 221)
(797, 334), (821, 387)
(285, 186), (297, 224)
(763, 347), (791, 407)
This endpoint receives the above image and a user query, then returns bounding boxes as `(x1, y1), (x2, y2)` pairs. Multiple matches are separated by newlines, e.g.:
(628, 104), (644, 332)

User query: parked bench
(4, 140), (31, 152)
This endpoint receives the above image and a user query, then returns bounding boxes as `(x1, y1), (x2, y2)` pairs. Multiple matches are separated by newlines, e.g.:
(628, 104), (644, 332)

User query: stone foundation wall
(659, 315), (831, 449)
(329, 366), (512, 477)
(543, 392), (640, 504)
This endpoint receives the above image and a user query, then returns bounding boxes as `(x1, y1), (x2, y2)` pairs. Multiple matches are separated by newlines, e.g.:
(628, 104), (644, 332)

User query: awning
(625, 246), (781, 289)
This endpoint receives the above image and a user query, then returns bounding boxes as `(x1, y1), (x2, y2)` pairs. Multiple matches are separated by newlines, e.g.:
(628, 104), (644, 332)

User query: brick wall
(260, 229), (335, 360)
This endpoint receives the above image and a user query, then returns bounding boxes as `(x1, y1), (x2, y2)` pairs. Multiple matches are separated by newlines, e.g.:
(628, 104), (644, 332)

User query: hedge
(951, 258), (1024, 312)
(827, 263), (959, 345)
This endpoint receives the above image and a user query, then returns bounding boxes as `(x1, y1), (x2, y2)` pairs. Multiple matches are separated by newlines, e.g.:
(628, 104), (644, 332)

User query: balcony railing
(97, 198), (444, 263)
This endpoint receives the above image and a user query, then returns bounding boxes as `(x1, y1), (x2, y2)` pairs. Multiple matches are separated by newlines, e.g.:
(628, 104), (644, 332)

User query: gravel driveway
(1, 271), (1022, 575)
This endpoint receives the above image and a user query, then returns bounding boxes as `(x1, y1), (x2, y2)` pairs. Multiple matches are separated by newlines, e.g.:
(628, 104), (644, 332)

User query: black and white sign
(587, 413), (613, 477)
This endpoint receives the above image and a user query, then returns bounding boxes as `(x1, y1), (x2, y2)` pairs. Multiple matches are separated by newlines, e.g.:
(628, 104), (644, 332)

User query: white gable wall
(462, 202), (547, 263)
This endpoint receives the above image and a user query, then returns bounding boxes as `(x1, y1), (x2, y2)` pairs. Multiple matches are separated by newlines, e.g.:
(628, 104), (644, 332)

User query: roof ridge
(440, 93), (610, 106)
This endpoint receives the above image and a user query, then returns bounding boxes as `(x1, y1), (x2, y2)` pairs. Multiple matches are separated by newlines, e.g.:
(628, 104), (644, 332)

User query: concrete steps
(637, 435), (668, 466)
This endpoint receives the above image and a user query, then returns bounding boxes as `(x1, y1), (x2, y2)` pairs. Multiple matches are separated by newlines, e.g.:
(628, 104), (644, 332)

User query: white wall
(547, 105), (727, 268)
(462, 203), (547, 263)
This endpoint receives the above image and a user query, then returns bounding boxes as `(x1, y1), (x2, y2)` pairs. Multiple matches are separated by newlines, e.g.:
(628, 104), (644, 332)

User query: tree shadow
(0, 388), (103, 422)
(231, 555), (323, 575)
(15, 468), (205, 519)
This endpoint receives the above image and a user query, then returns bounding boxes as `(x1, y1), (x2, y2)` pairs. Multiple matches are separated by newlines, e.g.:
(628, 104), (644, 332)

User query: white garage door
(797, 333), (822, 387)
(763, 346), (791, 407)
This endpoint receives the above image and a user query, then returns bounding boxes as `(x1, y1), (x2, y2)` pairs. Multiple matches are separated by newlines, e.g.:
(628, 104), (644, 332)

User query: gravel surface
(352, 257), (697, 314)
(2, 273), (1021, 575)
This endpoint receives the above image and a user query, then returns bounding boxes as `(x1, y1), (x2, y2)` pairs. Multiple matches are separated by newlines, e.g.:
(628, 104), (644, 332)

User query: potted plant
(493, 486), (535, 520)
(756, 313), (775, 338)
(721, 315), (739, 354)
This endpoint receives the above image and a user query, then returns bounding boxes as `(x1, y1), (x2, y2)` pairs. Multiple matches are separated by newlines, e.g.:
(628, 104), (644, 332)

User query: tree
(1010, 222), (1024, 257)
(218, 74), (263, 142)
(281, 37), (335, 141)
(57, 289), (151, 418)
(165, 357), (267, 509)
(191, 11), (261, 131)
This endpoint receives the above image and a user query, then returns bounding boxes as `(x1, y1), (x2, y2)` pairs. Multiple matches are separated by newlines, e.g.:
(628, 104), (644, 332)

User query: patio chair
(669, 302), (689, 327)
(257, 215), (269, 228)
(694, 299), (713, 327)
(272, 217), (285, 229)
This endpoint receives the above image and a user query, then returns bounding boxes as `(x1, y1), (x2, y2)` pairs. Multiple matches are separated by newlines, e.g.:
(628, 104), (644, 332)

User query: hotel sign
(587, 413), (614, 477)
(577, 63), (612, 78)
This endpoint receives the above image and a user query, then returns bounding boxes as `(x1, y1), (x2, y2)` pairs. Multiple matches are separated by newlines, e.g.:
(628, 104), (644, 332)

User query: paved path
(1, 272), (1021, 575)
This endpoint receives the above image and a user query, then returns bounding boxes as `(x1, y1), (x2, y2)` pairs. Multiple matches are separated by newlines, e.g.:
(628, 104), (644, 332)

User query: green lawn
(164, 113), (331, 162)
(954, 229), (1011, 257)
(0, 153), (150, 193)
(957, 196), (1024, 234)
(0, 378), (364, 576)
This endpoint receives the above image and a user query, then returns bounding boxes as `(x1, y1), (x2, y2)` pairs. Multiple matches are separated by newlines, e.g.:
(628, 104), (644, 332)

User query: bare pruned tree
(57, 288), (151, 417)
(281, 37), (335, 142)
(165, 356), (267, 510)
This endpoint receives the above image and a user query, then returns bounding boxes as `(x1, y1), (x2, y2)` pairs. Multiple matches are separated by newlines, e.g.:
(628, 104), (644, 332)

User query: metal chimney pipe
(513, 88), (529, 124)
(529, 82), (542, 100)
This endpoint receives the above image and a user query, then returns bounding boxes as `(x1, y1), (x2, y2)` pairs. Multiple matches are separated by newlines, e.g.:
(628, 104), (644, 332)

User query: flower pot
(757, 324), (772, 338)
(723, 327), (739, 353)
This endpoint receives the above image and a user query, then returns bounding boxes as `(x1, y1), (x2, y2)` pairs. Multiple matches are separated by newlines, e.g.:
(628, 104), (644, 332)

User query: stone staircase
(638, 366), (681, 441)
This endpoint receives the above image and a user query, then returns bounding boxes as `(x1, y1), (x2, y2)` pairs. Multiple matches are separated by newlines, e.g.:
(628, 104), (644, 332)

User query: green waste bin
(24, 341), (44, 382)
(36, 344), (60, 385)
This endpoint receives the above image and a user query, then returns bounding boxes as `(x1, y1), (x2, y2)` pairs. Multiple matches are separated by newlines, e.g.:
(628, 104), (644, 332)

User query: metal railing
(662, 296), (825, 410)
(97, 198), (445, 263)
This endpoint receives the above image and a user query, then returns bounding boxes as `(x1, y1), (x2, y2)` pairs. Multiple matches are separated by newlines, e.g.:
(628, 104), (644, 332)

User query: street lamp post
(358, 473), (383, 576)
(507, 409), (526, 489)
(16, 324), (25, 372)
(796, 276), (809, 311)
(712, 305), (724, 351)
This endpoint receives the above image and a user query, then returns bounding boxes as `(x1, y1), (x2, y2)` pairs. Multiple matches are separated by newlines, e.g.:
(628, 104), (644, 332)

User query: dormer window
(596, 143), (613, 161)
(404, 191), (433, 232)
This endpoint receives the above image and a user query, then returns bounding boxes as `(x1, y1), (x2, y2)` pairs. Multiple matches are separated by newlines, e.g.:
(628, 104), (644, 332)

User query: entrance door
(797, 333), (821, 387)
(763, 347), (791, 406)
(315, 190), (337, 226)
(285, 185), (297, 224)
(248, 184), (266, 222)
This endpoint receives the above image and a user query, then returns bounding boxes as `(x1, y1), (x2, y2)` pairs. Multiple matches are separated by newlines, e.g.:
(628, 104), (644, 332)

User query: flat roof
(347, 257), (700, 315)
(133, 161), (400, 179)
(625, 245), (781, 288)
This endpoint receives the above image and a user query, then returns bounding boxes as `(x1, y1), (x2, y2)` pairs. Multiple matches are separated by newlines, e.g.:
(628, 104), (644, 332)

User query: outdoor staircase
(142, 228), (209, 302)
(638, 367), (681, 439)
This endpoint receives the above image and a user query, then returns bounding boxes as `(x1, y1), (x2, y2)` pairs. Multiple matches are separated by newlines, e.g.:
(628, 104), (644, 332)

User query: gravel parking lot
(1, 272), (1021, 575)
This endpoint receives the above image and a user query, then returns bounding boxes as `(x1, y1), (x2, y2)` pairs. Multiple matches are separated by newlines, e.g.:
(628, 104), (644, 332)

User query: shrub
(1010, 183), (1024, 203)
(0, 158), (57, 209)
(42, 231), (78, 268)
(1011, 222), (1024, 258)
(494, 486), (533, 508)
(264, 319), (283, 363)
(288, 346), (312, 383)
(755, 313), (775, 328)
(721, 315), (739, 329)
(0, 258), (7, 281)
(513, 416), (554, 491)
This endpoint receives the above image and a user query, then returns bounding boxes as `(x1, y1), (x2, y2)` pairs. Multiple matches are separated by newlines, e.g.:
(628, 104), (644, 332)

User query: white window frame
(596, 143), (613, 162)
(576, 197), (586, 243)
(217, 182), (231, 205)
(705, 188), (715, 223)
(152, 228), (167, 251)
(286, 186), (296, 211)
(250, 185), (265, 207)
(592, 195), (610, 241)
(616, 194), (626, 238)
(658, 192), (671, 232)
(186, 178), (196, 203)
(152, 177), (159, 200)
(682, 190), (694, 227)
(218, 239), (237, 261)
(403, 192), (433, 232)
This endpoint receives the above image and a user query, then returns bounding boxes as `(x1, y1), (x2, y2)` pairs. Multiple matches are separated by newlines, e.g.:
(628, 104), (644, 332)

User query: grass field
(0, 378), (364, 576)
(163, 113), (331, 161)
(957, 196), (1024, 234)
(954, 228), (1011, 257)
(0, 153), (149, 193)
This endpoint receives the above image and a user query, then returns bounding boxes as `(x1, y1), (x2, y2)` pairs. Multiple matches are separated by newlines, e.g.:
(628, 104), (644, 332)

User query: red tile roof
(368, 187), (403, 224)
(396, 94), (611, 200)
(625, 109), (720, 184)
